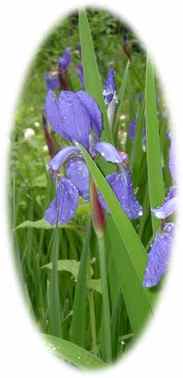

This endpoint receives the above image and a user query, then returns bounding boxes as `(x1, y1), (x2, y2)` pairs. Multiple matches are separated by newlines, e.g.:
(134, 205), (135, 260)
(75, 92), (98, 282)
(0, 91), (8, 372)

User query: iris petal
(45, 90), (64, 136)
(143, 223), (174, 288)
(48, 146), (80, 172)
(95, 142), (125, 163)
(76, 90), (103, 138)
(99, 168), (143, 219)
(152, 187), (176, 219)
(44, 177), (79, 224)
(66, 158), (89, 200)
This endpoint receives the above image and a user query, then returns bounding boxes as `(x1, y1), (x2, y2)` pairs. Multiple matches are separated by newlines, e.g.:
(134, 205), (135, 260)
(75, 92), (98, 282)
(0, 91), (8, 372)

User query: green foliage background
(10, 9), (171, 369)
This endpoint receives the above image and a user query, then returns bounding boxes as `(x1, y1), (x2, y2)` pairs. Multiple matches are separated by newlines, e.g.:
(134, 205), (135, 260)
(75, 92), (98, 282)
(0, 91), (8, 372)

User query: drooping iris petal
(76, 91), (103, 139)
(169, 133), (176, 182)
(45, 72), (60, 91)
(76, 64), (84, 86)
(48, 146), (80, 172)
(95, 142), (124, 164)
(143, 223), (174, 288)
(57, 91), (94, 148)
(45, 90), (69, 140)
(103, 67), (116, 104)
(152, 187), (176, 219)
(128, 120), (136, 141)
(99, 168), (143, 219)
(66, 158), (89, 200)
(44, 177), (79, 224)
(58, 48), (71, 71)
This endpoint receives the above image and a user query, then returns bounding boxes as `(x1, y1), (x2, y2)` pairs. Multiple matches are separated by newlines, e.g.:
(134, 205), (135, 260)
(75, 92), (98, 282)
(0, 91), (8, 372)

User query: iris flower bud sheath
(90, 180), (105, 237)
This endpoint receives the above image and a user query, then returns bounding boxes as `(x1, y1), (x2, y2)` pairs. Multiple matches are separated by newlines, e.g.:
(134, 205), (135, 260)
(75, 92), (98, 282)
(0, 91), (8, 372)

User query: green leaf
(145, 58), (164, 233)
(15, 219), (80, 231)
(44, 334), (106, 369)
(42, 259), (80, 280)
(79, 10), (112, 142)
(42, 258), (94, 281)
(78, 143), (156, 331)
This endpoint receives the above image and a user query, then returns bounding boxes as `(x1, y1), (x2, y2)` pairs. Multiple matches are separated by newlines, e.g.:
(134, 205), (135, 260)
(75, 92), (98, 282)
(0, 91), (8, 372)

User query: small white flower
(43, 145), (48, 152)
(24, 128), (35, 140)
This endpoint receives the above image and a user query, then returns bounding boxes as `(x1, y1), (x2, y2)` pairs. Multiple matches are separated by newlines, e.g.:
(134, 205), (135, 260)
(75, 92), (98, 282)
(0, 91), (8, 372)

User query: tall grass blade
(145, 58), (164, 233)
(44, 334), (106, 369)
(79, 10), (112, 142)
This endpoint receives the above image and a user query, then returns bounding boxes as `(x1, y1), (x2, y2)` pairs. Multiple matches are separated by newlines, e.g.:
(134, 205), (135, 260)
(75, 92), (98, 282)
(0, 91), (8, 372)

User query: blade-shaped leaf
(44, 334), (106, 369)
(145, 58), (164, 233)
(79, 10), (112, 142)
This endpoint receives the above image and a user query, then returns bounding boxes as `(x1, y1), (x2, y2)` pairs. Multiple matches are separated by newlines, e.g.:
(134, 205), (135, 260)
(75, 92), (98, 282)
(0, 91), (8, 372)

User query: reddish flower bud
(90, 181), (105, 236)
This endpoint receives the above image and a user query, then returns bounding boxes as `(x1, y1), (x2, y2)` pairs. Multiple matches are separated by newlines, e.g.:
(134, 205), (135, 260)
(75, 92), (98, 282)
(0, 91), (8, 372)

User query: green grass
(10, 8), (171, 370)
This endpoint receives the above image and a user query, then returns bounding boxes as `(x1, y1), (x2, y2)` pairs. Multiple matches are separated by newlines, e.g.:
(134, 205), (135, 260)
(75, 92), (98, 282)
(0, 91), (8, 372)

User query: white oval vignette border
(0, 1), (183, 377)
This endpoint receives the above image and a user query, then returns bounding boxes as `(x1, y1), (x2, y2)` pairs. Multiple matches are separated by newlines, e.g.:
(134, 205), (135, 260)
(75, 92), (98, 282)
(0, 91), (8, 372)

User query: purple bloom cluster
(44, 89), (143, 225)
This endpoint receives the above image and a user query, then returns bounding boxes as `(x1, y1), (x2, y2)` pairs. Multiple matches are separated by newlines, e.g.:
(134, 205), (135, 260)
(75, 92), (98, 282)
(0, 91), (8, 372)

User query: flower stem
(97, 233), (112, 362)
(88, 290), (97, 352)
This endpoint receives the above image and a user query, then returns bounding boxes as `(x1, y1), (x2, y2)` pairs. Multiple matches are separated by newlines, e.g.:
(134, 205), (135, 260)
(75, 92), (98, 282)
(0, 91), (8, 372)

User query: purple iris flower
(58, 47), (71, 71)
(76, 63), (84, 87)
(103, 67), (118, 126)
(103, 67), (117, 105)
(98, 167), (143, 219)
(44, 72), (60, 91)
(128, 120), (136, 141)
(44, 90), (126, 224)
(143, 223), (174, 288)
